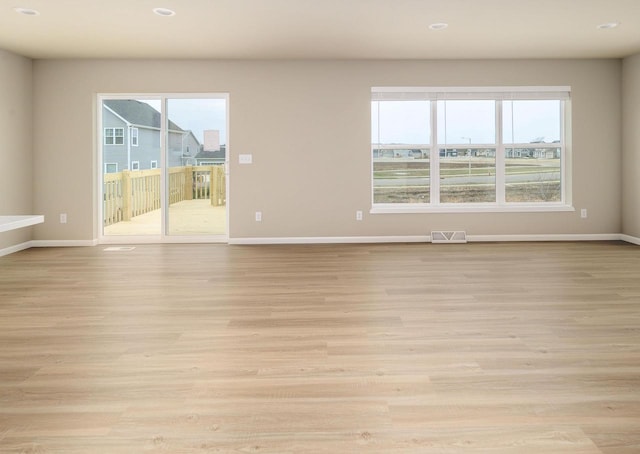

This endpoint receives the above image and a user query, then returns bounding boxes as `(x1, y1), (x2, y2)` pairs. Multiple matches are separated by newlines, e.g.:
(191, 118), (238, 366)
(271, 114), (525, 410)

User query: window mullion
(560, 100), (567, 205)
(496, 100), (505, 204)
(430, 100), (439, 205)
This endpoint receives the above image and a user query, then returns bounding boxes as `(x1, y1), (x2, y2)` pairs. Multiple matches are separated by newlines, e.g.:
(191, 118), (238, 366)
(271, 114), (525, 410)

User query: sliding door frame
(97, 93), (230, 244)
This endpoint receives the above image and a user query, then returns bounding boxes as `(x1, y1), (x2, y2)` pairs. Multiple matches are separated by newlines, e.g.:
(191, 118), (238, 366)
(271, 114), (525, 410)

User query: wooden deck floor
(0, 241), (639, 453)
(103, 199), (226, 236)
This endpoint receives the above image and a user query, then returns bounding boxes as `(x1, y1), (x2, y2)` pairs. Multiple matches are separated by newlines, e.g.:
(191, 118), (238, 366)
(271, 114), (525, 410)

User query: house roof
(104, 99), (182, 131)
(195, 149), (225, 161)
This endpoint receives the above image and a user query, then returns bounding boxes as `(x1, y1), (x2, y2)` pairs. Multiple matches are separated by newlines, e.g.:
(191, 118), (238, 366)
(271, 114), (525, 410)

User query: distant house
(505, 145), (561, 160)
(102, 100), (201, 172)
(195, 145), (226, 166)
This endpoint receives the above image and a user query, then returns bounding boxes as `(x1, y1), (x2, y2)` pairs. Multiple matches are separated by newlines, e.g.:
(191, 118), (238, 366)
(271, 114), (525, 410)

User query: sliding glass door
(166, 98), (227, 236)
(100, 94), (228, 241)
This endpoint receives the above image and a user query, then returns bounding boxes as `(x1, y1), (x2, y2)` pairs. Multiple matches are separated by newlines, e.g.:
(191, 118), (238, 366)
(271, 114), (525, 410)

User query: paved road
(374, 171), (560, 187)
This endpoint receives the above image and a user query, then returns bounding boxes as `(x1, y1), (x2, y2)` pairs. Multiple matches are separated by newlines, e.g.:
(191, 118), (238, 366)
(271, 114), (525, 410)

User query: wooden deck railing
(103, 165), (226, 226)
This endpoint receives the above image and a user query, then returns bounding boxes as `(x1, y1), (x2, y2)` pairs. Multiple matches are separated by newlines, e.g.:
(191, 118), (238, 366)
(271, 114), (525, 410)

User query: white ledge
(0, 215), (44, 233)
(370, 204), (575, 214)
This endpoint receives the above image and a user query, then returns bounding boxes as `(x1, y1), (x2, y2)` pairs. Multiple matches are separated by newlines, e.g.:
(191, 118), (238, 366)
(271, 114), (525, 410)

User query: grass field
(373, 159), (559, 179)
(373, 158), (561, 203)
(373, 182), (561, 203)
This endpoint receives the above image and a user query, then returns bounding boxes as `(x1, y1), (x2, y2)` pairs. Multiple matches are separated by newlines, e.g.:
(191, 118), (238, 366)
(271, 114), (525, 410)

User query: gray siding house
(102, 100), (201, 172)
(195, 145), (226, 166)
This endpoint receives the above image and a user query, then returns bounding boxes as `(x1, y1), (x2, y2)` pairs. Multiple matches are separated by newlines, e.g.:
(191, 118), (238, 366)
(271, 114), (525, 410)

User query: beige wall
(0, 50), (33, 250)
(623, 53), (640, 238)
(31, 59), (622, 241)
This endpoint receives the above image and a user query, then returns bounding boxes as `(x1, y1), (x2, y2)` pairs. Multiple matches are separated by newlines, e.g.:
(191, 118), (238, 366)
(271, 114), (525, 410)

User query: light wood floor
(0, 241), (639, 453)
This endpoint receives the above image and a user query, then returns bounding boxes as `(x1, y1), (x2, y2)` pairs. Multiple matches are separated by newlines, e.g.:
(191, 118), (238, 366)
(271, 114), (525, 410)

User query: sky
(142, 98), (227, 144)
(139, 98), (559, 147)
(372, 100), (561, 145)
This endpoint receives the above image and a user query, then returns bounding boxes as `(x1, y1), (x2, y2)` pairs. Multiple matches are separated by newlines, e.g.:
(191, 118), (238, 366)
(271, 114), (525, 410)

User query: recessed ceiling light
(153, 7), (176, 17)
(597, 21), (620, 30)
(13, 7), (40, 16)
(429, 23), (448, 31)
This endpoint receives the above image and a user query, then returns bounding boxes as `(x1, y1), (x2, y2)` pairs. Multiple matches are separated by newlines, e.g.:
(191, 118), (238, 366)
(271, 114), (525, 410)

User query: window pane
(373, 148), (429, 203)
(437, 100), (495, 144)
(114, 128), (124, 145)
(503, 100), (560, 144)
(167, 97), (228, 236)
(439, 147), (496, 203)
(372, 101), (430, 145)
(102, 99), (162, 236)
(372, 100), (430, 204)
(505, 148), (561, 202)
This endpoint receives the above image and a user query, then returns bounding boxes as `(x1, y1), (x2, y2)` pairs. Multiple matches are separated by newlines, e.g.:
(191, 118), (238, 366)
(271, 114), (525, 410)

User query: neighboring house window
(105, 163), (118, 173)
(150, 160), (158, 169)
(104, 127), (124, 145)
(131, 161), (140, 171)
(371, 86), (571, 212)
(131, 127), (139, 146)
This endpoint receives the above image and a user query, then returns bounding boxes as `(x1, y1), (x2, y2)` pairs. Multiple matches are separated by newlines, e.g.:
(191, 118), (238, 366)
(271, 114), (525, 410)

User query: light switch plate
(239, 154), (253, 164)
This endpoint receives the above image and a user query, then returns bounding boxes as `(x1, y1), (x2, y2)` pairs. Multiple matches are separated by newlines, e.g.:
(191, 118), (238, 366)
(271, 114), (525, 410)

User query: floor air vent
(431, 231), (467, 243)
(103, 246), (136, 252)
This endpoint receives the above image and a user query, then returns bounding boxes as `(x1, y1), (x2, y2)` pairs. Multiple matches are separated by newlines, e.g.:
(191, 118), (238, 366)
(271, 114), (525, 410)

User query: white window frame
(104, 127), (124, 145)
(150, 160), (158, 169)
(131, 161), (140, 171)
(131, 127), (139, 146)
(371, 86), (573, 214)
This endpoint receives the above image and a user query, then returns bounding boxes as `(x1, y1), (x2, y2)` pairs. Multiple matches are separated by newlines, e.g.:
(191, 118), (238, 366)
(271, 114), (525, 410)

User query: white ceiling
(2, 0), (640, 60)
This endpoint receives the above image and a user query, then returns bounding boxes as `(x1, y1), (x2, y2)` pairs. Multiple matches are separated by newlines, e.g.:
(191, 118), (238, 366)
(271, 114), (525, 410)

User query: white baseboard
(229, 235), (431, 245)
(229, 233), (626, 245)
(468, 233), (622, 242)
(32, 235), (627, 246)
(0, 241), (33, 258)
(30, 239), (99, 247)
(1, 234), (635, 257)
(620, 234), (640, 246)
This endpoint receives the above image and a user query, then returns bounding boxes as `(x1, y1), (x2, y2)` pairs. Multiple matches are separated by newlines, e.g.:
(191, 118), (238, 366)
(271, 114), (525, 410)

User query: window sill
(370, 204), (575, 214)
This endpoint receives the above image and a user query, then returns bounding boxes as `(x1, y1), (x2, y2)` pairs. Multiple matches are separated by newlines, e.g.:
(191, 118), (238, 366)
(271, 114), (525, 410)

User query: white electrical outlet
(255, 211), (262, 222)
(60, 213), (67, 224)
(239, 154), (253, 164)
(581, 209), (587, 219)
(356, 210), (363, 221)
